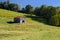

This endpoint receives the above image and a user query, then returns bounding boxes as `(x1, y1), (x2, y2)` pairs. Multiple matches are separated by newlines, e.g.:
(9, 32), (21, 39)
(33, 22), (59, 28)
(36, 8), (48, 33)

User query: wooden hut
(14, 16), (25, 23)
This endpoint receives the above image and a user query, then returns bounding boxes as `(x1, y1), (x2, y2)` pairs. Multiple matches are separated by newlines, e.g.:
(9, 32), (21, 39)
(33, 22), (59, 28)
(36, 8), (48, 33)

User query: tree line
(0, 1), (60, 26)
(0, 1), (19, 11)
(22, 5), (60, 26)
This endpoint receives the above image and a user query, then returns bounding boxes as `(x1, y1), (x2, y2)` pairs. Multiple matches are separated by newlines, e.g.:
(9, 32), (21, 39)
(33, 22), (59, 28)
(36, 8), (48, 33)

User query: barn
(14, 16), (25, 23)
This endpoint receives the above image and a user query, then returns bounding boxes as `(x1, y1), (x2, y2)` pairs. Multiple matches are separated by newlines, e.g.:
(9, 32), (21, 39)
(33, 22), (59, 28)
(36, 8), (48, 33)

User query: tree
(25, 4), (34, 14)
(34, 7), (40, 16)
(45, 6), (57, 19)
(0, 2), (2, 8)
(49, 14), (60, 26)
(48, 7), (60, 26)
(35, 5), (56, 19)
(34, 5), (48, 17)
(9, 4), (19, 11)
(20, 8), (25, 13)
(0, 0), (10, 9)
(0, 0), (20, 11)
(7, 0), (10, 5)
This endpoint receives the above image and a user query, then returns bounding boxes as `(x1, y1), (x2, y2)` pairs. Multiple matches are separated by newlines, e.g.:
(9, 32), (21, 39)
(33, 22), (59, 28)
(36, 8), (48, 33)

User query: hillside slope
(0, 9), (60, 40)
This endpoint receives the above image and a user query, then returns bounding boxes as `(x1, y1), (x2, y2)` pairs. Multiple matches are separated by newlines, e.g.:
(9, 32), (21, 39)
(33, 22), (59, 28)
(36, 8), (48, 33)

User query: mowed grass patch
(0, 30), (60, 40)
(0, 9), (60, 40)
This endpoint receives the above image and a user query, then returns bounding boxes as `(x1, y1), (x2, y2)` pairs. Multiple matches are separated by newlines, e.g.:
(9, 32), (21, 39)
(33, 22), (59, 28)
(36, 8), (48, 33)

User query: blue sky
(0, 0), (60, 8)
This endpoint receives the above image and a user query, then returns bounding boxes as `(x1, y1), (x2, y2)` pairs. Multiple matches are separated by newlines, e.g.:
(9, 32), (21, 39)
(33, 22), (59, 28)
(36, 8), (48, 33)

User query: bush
(49, 14), (60, 26)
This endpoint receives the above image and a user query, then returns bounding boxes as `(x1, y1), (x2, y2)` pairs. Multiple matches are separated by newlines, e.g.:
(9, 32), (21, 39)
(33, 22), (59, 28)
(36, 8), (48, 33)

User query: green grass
(0, 9), (60, 40)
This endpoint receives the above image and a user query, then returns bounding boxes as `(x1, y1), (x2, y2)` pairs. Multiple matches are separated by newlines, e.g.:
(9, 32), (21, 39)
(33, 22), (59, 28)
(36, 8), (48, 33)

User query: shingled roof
(14, 16), (23, 19)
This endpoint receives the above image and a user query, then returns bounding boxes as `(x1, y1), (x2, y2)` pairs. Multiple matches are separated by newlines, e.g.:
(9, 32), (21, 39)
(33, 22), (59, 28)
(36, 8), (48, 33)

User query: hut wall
(14, 18), (20, 23)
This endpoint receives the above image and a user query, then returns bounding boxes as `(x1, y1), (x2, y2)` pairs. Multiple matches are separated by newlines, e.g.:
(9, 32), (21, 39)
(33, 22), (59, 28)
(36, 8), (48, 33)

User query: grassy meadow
(0, 9), (60, 40)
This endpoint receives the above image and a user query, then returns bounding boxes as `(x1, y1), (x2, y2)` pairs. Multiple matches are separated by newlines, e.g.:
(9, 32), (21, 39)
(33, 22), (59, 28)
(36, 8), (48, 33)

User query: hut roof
(14, 16), (23, 19)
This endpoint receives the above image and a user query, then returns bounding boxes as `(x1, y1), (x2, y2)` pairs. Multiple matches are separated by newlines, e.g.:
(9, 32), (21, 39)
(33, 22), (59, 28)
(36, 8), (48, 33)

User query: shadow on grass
(0, 34), (12, 37)
(7, 21), (19, 24)
(0, 33), (19, 38)
(25, 15), (60, 27)
(25, 15), (50, 25)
